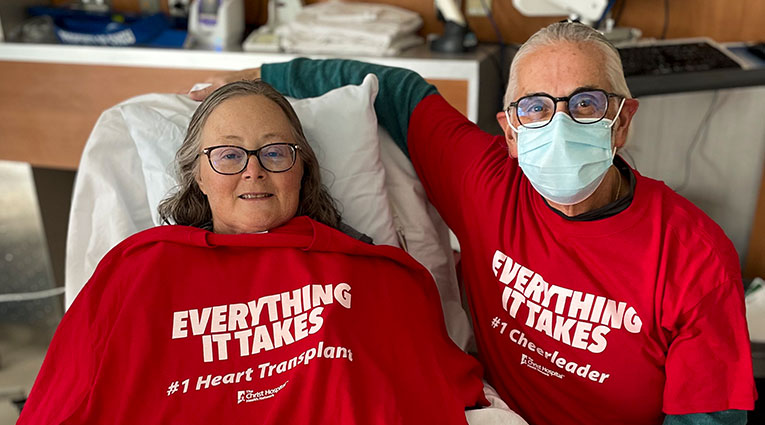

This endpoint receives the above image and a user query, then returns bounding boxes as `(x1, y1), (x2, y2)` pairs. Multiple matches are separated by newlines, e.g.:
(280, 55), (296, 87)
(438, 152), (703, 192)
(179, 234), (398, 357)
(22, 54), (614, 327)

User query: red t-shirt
(409, 94), (756, 424)
(18, 217), (486, 424)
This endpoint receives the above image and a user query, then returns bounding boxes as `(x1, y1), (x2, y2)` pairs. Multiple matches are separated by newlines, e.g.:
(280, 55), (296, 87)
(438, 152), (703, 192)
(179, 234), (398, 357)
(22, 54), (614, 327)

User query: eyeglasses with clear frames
(201, 143), (300, 175)
(507, 89), (623, 129)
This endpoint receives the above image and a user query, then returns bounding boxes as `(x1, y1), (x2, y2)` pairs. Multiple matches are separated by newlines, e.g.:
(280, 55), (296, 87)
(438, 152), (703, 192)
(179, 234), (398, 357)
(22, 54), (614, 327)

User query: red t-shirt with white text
(18, 217), (486, 424)
(409, 94), (756, 424)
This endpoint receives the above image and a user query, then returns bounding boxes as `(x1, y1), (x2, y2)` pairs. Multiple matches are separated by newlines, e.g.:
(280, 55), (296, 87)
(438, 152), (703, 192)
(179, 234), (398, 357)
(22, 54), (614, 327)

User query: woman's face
(196, 94), (304, 234)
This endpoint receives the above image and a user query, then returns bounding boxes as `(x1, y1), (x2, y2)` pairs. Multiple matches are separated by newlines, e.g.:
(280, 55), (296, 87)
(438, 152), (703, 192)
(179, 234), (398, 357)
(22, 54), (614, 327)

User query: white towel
(277, 1), (423, 56)
(280, 32), (423, 56)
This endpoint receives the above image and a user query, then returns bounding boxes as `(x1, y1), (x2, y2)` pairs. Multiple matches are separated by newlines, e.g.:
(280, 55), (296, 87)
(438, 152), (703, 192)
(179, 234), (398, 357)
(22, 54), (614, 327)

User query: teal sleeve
(663, 411), (748, 425)
(261, 58), (438, 156)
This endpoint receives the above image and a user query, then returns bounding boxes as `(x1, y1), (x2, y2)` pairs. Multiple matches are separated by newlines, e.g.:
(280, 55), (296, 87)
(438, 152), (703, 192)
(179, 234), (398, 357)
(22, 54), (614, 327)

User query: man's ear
(496, 110), (519, 158)
(614, 98), (639, 149)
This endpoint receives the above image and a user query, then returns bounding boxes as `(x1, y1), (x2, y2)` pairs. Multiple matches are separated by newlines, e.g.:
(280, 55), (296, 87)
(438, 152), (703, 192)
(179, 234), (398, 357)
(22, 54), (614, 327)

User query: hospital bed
(64, 74), (526, 424)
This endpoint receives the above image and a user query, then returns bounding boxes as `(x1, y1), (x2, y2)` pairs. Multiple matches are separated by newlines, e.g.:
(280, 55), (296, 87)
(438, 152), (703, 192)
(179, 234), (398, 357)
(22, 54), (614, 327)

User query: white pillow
(286, 75), (398, 247)
(66, 74), (398, 307)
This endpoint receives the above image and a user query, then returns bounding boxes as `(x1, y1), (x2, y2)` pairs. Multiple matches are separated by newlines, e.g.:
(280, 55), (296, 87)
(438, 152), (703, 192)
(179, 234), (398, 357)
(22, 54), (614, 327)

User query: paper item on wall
(746, 277), (765, 342)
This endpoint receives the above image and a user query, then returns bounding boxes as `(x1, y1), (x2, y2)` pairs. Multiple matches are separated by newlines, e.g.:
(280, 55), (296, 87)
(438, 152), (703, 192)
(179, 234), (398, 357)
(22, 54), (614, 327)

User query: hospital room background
(1, 0), (765, 423)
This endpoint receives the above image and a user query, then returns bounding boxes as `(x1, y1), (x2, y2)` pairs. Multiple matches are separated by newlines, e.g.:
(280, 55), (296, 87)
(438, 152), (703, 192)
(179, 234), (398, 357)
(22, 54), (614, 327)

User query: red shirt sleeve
(408, 94), (518, 236)
(663, 280), (757, 414)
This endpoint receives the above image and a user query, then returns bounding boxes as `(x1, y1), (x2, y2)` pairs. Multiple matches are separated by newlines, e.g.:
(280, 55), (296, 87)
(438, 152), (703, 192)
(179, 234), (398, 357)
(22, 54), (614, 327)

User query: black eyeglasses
(507, 89), (622, 129)
(201, 143), (300, 175)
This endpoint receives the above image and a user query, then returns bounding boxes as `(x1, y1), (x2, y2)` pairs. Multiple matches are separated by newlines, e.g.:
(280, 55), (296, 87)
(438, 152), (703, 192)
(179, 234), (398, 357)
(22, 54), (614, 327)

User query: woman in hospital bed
(17, 80), (490, 424)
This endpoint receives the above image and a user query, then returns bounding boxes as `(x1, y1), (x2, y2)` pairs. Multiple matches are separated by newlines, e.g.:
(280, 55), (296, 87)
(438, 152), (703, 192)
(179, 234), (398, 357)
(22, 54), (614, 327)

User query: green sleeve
(261, 58), (438, 156)
(663, 410), (748, 425)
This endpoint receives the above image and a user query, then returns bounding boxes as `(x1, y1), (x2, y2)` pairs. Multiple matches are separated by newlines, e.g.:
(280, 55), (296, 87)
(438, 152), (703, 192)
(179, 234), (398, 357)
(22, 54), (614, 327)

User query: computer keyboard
(618, 41), (742, 77)
(747, 43), (765, 61)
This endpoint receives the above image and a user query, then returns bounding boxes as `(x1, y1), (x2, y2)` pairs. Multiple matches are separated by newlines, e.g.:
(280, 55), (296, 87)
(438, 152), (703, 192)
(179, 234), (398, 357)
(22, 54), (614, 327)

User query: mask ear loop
(608, 97), (626, 129)
(608, 97), (627, 158)
(504, 109), (519, 134)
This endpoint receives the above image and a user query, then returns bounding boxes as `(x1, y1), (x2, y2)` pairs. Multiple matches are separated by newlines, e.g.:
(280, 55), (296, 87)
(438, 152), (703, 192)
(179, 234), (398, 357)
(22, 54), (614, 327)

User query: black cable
(594, 0), (618, 30)
(484, 45), (508, 128)
(479, 0), (505, 47)
(660, 0), (670, 39)
(695, 92), (729, 178)
(674, 91), (719, 193)
(613, 0), (628, 26)
(477, 0), (508, 120)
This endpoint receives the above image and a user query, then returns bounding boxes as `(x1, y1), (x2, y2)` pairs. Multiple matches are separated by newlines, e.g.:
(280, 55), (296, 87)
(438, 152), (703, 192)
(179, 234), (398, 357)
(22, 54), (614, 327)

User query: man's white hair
(503, 22), (631, 109)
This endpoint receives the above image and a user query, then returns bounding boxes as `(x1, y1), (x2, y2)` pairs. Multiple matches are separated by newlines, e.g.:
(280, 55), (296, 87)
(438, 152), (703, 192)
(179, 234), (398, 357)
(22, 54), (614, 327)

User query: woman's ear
(195, 170), (207, 196)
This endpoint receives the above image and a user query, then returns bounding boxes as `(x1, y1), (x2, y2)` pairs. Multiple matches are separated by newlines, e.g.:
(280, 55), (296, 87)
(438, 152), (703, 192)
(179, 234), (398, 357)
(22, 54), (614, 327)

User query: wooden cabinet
(0, 43), (501, 170)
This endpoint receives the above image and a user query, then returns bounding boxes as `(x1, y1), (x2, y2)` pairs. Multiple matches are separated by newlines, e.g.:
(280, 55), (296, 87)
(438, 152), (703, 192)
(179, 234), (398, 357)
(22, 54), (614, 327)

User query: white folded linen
(277, 1), (423, 56)
(280, 32), (422, 56)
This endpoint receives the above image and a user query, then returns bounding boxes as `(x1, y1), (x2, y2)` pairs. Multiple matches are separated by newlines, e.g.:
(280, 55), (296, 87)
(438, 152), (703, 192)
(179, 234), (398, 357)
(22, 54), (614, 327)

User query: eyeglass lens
(516, 90), (609, 128)
(208, 144), (296, 174)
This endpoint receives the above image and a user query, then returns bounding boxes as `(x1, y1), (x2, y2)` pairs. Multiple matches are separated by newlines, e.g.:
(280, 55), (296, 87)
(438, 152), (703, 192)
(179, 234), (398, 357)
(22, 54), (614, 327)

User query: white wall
(623, 86), (765, 267)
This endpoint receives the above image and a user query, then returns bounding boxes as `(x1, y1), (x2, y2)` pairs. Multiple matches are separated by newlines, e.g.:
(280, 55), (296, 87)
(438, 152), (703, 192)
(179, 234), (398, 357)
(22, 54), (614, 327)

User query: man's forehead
(514, 42), (612, 96)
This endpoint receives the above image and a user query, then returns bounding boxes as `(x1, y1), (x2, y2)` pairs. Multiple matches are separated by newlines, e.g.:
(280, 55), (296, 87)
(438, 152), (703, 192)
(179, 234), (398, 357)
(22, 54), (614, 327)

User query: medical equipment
(512, 0), (640, 42)
(242, 0), (302, 52)
(187, 0), (244, 50)
(512, 0), (608, 25)
(430, 0), (477, 53)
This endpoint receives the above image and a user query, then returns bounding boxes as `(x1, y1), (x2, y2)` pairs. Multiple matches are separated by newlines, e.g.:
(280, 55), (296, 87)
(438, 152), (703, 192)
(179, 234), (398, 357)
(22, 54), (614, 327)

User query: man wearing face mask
(189, 21), (756, 425)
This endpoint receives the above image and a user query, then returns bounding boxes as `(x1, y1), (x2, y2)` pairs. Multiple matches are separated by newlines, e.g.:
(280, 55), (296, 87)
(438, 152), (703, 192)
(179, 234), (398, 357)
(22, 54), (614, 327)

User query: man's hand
(188, 68), (262, 101)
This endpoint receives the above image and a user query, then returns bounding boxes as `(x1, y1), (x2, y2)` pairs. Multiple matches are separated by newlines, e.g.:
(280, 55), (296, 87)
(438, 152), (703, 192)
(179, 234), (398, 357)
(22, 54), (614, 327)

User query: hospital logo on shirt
(237, 381), (288, 404)
(237, 390), (257, 404)
(520, 354), (564, 379)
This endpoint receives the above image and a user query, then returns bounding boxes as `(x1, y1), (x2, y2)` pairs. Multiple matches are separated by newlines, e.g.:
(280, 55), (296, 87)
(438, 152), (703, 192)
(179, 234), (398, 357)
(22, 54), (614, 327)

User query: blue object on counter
(27, 6), (187, 47)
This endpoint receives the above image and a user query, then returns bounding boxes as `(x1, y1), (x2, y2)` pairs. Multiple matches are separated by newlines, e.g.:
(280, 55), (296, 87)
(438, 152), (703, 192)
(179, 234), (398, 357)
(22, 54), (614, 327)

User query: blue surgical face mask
(505, 99), (624, 205)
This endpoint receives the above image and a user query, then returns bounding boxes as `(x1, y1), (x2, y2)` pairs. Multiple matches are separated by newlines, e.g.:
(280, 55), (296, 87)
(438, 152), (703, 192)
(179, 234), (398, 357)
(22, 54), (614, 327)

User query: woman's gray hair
(158, 80), (341, 230)
(503, 21), (632, 108)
